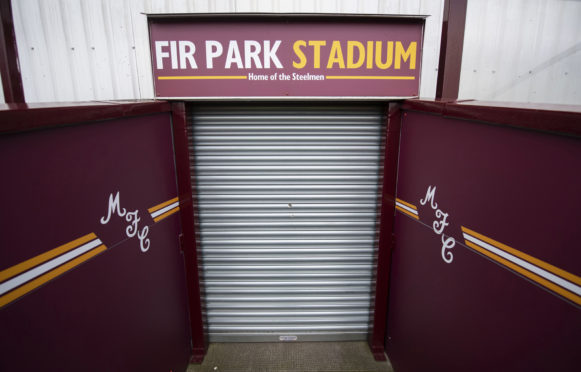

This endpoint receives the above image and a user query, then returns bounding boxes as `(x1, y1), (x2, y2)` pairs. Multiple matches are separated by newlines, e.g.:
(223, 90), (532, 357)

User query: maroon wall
(386, 107), (581, 371)
(0, 110), (191, 371)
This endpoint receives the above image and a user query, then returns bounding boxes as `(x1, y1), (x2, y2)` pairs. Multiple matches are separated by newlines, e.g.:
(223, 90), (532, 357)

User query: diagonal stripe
(148, 197), (179, 214)
(0, 239), (103, 296)
(464, 240), (581, 306)
(150, 201), (180, 219)
(396, 205), (419, 220)
(153, 206), (180, 223)
(463, 233), (581, 297)
(0, 245), (107, 309)
(0, 233), (97, 283)
(395, 198), (418, 210)
(395, 202), (419, 216)
(462, 226), (581, 287)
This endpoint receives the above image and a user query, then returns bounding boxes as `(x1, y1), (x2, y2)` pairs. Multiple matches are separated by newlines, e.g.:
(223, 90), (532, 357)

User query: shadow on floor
(186, 341), (393, 372)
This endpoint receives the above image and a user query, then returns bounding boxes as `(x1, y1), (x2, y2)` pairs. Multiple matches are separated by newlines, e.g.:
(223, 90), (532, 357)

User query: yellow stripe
(396, 198), (418, 211)
(158, 76), (247, 80)
(464, 240), (581, 306)
(0, 244), (107, 309)
(462, 226), (581, 287)
(0, 233), (97, 283)
(148, 197), (179, 214)
(153, 206), (180, 223)
(326, 76), (415, 80)
(395, 205), (419, 220)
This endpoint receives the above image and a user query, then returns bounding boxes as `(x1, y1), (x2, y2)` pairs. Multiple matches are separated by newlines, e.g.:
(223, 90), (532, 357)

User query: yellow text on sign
(292, 40), (417, 70)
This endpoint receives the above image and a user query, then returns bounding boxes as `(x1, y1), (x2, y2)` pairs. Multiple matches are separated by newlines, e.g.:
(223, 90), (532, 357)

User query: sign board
(148, 16), (424, 99)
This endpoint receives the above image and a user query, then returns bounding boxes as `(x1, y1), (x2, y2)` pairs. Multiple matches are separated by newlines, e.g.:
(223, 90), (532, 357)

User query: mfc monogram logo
(420, 185), (455, 263)
(100, 191), (150, 252)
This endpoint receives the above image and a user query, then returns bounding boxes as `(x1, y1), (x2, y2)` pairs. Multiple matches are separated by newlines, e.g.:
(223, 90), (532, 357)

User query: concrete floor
(186, 342), (393, 372)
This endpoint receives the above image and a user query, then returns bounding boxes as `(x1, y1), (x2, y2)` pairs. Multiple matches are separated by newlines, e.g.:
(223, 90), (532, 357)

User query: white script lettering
(420, 186), (455, 263)
(100, 192), (126, 224)
(100, 191), (150, 252)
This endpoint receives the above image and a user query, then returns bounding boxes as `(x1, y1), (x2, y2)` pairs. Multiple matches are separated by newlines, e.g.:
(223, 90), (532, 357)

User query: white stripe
(151, 201), (179, 218)
(463, 233), (581, 296)
(0, 239), (103, 296)
(395, 202), (418, 216)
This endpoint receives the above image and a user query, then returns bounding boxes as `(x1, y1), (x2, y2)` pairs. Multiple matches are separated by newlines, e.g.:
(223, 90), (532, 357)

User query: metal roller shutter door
(189, 104), (384, 342)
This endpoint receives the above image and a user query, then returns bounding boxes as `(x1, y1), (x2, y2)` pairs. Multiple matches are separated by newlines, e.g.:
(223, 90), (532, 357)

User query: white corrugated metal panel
(12, 0), (140, 102)
(11, 0), (444, 102)
(459, 0), (581, 105)
(190, 104), (384, 342)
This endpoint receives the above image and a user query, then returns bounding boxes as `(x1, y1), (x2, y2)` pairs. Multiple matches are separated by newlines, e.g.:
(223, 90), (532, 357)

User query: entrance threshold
(187, 342), (392, 372)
